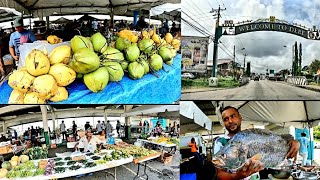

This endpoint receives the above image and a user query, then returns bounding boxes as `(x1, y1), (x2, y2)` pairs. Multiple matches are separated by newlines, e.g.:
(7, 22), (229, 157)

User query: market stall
(0, 27), (181, 104)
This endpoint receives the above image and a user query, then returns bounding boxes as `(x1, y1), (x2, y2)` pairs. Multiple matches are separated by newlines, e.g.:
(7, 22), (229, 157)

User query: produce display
(2, 155), (46, 178)
(7, 29), (181, 104)
(105, 144), (159, 159)
(28, 146), (48, 160)
(149, 136), (179, 145)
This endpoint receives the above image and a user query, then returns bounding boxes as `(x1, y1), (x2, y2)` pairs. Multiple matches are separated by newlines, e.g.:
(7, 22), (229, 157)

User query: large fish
(212, 128), (293, 171)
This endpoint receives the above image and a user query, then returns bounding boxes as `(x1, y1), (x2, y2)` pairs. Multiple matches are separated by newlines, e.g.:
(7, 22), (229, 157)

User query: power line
(182, 17), (212, 37)
(184, 0), (215, 36)
(181, 10), (214, 37)
(219, 0), (246, 52)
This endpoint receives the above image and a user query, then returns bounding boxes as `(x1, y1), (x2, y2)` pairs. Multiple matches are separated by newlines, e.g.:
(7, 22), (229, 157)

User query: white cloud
(182, 0), (320, 73)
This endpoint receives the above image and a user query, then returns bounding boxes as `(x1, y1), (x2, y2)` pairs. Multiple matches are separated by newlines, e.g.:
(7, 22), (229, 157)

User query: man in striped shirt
(9, 17), (37, 68)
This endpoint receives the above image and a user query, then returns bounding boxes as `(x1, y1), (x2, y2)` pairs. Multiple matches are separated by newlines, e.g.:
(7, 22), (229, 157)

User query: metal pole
(233, 45), (236, 78)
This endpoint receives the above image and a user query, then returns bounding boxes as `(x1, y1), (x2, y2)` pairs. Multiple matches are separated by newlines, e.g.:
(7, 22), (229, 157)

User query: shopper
(116, 120), (121, 136)
(72, 121), (77, 141)
(105, 120), (113, 138)
(297, 132), (309, 166)
(96, 120), (103, 134)
(60, 121), (66, 141)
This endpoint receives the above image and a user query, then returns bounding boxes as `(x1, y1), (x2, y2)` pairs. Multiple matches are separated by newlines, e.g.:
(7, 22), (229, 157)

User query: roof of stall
(0, 0), (180, 18)
(180, 101), (320, 135)
(0, 105), (179, 129)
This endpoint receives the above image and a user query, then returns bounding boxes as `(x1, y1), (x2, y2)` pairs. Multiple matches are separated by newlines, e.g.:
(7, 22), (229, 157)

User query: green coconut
(70, 35), (94, 53)
(104, 61), (124, 82)
(115, 37), (131, 51)
(120, 61), (129, 70)
(128, 61), (145, 80)
(158, 46), (174, 61)
(138, 39), (154, 54)
(140, 60), (150, 75)
(125, 43), (140, 62)
(83, 67), (109, 92)
(149, 54), (163, 71)
(91, 32), (108, 52)
(102, 47), (125, 61)
(69, 48), (100, 74)
(165, 58), (173, 65)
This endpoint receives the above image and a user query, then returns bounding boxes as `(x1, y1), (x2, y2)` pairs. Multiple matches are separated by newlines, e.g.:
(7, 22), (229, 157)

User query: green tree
(309, 59), (320, 75)
(314, 125), (320, 140)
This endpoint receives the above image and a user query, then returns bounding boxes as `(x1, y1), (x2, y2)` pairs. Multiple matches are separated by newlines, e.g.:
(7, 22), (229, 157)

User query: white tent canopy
(0, 7), (21, 23)
(0, 0), (180, 18)
(123, 105), (179, 118)
(217, 101), (320, 129)
(150, 3), (180, 21)
(180, 101), (212, 133)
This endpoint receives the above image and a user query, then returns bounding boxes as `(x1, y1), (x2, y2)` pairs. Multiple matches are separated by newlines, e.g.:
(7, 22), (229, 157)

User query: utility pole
(233, 45), (236, 78)
(211, 5), (226, 77)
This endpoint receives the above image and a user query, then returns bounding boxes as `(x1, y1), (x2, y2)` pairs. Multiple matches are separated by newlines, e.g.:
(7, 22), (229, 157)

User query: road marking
(121, 165), (146, 180)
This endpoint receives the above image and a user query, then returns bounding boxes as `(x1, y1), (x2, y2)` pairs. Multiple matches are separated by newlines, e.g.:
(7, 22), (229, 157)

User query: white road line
(121, 165), (146, 180)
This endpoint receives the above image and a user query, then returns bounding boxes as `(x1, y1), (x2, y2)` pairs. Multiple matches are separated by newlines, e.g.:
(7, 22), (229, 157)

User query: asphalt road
(182, 80), (320, 100)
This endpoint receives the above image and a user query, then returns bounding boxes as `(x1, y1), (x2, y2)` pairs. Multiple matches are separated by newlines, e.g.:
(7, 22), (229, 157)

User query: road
(182, 80), (320, 100)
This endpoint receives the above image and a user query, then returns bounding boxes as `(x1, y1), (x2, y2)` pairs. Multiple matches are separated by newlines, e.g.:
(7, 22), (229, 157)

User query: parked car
(254, 76), (260, 81)
(182, 73), (195, 79)
(314, 142), (320, 149)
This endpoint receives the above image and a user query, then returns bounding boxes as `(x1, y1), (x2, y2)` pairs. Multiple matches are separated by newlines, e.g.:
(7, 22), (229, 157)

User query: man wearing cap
(9, 17), (37, 67)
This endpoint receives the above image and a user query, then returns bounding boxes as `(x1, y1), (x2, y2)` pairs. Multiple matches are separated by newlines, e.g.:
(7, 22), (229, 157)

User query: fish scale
(213, 128), (292, 170)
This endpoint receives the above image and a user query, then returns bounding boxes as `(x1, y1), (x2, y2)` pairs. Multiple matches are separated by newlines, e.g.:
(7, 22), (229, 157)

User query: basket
(158, 152), (173, 164)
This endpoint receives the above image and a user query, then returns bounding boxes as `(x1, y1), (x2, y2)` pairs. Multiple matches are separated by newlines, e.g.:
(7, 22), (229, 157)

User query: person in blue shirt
(9, 17), (37, 67)
(297, 132), (309, 165)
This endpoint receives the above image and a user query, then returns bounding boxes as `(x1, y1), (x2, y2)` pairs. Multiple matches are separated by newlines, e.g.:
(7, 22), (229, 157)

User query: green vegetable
(85, 162), (96, 168)
(55, 161), (65, 166)
(34, 168), (45, 176)
(67, 161), (76, 165)
(54, 167), (66, 173)
(28, 147), (48, 160)
(91, 156), (101, 160)
(69, 165), (81, 170)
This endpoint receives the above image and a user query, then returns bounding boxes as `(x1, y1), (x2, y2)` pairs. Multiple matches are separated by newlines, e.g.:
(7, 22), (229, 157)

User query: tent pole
(303, 101), (313, 163)
(148, 11), (151, 29)
(40, 105), (50, 146)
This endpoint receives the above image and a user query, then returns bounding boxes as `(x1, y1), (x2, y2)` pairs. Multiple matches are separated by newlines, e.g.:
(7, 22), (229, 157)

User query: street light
(233, 46), (245, 79)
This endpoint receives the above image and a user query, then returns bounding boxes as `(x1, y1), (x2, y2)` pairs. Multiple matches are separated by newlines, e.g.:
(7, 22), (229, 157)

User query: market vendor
(152, 121), (163, 137)
(9, 17), (37, 68)
(22, 140), (33, 155)
(74, 129), (103, 153)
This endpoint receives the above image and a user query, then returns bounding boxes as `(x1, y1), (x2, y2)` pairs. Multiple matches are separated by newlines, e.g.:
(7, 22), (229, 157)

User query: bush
(218, 77), (240, 87)
(182, 78), (208, 87)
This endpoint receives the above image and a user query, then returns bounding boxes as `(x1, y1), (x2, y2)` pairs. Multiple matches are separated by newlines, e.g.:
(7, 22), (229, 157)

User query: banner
(181, 36), (209, 71)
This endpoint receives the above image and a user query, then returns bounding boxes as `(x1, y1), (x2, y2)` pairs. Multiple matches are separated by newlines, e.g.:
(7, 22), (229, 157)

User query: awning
(180, 101), (212, 133)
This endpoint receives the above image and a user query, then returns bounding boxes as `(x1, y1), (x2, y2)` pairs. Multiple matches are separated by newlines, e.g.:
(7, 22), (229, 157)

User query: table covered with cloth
(0, 54), (181, 104)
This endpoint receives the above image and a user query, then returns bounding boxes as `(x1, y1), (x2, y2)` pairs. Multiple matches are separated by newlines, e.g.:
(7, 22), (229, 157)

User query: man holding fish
(211, 106), (300, 180)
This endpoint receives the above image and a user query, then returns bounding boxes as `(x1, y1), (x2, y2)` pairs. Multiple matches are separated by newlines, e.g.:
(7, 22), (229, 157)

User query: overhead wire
(219, 0), (247, 52)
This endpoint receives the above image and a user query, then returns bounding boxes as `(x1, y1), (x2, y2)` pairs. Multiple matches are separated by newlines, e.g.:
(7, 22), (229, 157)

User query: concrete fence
(286, 76), (308, 86)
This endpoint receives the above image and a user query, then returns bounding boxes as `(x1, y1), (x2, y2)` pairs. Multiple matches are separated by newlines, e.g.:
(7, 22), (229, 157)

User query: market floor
(48, 146), (180, 180)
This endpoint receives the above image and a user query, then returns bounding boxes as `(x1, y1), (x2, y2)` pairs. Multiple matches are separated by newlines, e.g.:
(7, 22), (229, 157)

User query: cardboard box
(158, 152), (173, 164)
(0, 145), (11, 154)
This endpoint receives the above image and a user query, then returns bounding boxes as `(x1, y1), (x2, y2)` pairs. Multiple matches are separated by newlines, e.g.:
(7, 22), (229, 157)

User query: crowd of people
(59, 120), (123, 142)
(150, 120), (180, 137)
